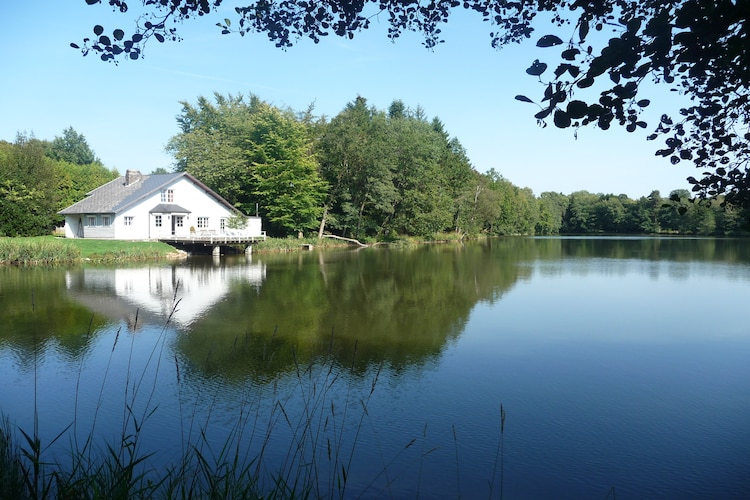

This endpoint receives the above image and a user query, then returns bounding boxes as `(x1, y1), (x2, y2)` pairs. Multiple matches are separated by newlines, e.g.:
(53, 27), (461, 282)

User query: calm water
(1, 237), (749, 498)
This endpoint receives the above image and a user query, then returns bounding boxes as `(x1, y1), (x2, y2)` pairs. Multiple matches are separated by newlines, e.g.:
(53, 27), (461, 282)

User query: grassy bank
(1, 232), (467, 265)
(0, 237), (180, 265)
(252, 232), (466, 253)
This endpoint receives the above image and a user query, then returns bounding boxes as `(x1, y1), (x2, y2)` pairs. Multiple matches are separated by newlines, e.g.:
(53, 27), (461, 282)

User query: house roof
(149, 204), (191, 214)
(58, 172), (239, 215)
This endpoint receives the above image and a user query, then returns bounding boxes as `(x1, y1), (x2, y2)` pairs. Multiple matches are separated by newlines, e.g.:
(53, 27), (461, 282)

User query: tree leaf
(94, 25), (104, 36)
(553, 110), (571, 128)
(526, 60), (547, 76)
(577, 76), (595, 88)
(113, 29), (125, 41)
(514, 95), (534, 104)
(537, 35), (563, 48)
(561, 48), (580, 60)
(534, 108), (552, 120)
(578, 20), (589, 41)
(155, 33), (165, 43)
(626, 18), (642, 33)
(566, 100), (588, 119)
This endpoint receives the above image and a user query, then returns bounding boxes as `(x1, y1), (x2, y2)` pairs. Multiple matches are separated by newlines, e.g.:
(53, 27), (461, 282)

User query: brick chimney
(125, 170), (142, 186)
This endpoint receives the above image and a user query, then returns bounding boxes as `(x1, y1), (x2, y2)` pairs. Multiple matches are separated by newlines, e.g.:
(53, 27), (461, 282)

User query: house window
(175, 216), (184, 228)
(124, 216), (134, 226)
(86, 216), (96, 226)
(220, 218), (226, 232)
(102, 216), (111, 227)
(197, 217), (209, 229)
(160, 189), (174, 203)
(155, 215), (162, 227)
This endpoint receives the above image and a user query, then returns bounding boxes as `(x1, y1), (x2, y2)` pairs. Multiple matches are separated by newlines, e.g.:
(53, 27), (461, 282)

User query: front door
(171, 215), (185, 236)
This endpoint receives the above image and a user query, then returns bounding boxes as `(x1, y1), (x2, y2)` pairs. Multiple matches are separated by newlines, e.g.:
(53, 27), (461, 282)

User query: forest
(1, 95), (747, 239)
(0, 128), (118, 237)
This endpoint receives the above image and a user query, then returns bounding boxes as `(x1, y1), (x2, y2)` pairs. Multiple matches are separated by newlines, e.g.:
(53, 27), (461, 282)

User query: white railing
(161, 230), (267, 244)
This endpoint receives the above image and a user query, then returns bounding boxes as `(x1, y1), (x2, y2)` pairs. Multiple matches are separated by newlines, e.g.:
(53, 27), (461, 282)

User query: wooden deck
(159, 231), (267, 246)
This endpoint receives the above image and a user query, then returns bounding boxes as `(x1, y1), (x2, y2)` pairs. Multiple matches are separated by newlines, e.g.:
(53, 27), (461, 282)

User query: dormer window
(160, 189), (174, 203)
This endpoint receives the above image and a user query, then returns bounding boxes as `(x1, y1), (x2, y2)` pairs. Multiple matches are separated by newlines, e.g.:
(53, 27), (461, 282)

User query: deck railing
(160, 230), (267, 245)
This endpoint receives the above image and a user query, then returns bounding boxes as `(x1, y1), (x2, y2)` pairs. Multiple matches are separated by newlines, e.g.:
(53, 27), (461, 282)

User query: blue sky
(1, 1), (693, 198)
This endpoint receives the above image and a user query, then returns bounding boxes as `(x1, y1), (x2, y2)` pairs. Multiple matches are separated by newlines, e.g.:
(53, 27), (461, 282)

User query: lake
(1, 237), (749, 498)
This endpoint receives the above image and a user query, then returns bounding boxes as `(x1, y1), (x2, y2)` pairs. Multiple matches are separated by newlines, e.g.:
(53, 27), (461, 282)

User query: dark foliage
(78, 0), (750, 209)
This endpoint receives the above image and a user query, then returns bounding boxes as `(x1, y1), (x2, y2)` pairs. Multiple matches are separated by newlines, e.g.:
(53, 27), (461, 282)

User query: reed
(0, 237), (81, 265)
(0, 286), (514, 499)
(0, 290), (409, 499)
(253, 236), (351, 252)
(0, 416), (26, 499)
(0, 236), (179, 265)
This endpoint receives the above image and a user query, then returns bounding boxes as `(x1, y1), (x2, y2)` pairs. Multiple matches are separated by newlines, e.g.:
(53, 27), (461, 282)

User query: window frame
(160, 189), (174, 203)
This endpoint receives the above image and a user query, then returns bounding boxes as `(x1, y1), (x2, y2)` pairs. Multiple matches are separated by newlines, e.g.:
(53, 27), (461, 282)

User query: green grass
(253, 236), (352, 252)
(0, 237), (180, 265)
(253, 232), (468, 253)
(59, 237), (179, 260)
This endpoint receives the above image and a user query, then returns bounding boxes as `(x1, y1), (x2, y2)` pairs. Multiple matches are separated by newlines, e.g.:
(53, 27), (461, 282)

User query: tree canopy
(0, 131), (118, 236)
(49, 126), (101, 165)
(167, 93), (328, 235)
(165, 92), (746, 239)
(77, 0), (750, 209)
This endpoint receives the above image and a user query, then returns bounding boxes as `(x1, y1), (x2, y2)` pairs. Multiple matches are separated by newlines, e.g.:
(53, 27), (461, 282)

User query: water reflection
(1, 237), (749, 498)
(64, 257), (266, 329)
(2, 237), (749, 380)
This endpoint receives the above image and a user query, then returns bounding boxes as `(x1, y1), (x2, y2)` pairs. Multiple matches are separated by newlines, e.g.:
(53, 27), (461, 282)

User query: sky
(1, 1), (695, 198)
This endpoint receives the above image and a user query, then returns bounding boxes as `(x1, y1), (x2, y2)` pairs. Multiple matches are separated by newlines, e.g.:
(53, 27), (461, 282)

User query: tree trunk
(317, 205), (328, 239)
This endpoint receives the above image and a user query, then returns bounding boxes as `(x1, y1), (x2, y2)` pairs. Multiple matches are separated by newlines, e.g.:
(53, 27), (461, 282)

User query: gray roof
(149, 204), (191, 214)
(58, 172), (238, 215)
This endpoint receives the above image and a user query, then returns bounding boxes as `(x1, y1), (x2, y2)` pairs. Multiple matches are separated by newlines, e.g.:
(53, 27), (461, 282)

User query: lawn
(0, 236), (179, 264)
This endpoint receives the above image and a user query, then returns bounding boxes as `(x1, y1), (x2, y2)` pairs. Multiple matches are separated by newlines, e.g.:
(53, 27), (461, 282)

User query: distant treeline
(2, 97), (747, 239)
(536, 189), (746, 235)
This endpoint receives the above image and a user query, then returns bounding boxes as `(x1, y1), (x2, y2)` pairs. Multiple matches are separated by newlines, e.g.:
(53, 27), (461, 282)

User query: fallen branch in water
(322, 234), (369, 247)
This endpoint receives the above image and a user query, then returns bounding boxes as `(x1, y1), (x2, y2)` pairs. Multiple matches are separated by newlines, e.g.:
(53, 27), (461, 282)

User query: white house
(58, 170), (263, 240)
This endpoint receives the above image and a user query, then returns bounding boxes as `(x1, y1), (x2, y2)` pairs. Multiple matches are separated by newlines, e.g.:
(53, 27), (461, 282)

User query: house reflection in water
(65, 258), (266, 330)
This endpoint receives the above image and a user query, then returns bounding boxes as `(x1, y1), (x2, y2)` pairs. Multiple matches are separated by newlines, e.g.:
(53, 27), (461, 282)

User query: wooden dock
(159, 231), (267, 255)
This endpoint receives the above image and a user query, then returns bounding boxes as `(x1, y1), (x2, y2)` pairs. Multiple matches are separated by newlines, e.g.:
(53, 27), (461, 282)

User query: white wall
(245, 217), (263, 237)
(116, 177), (241, 240)
(63, 216), (82, 238)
